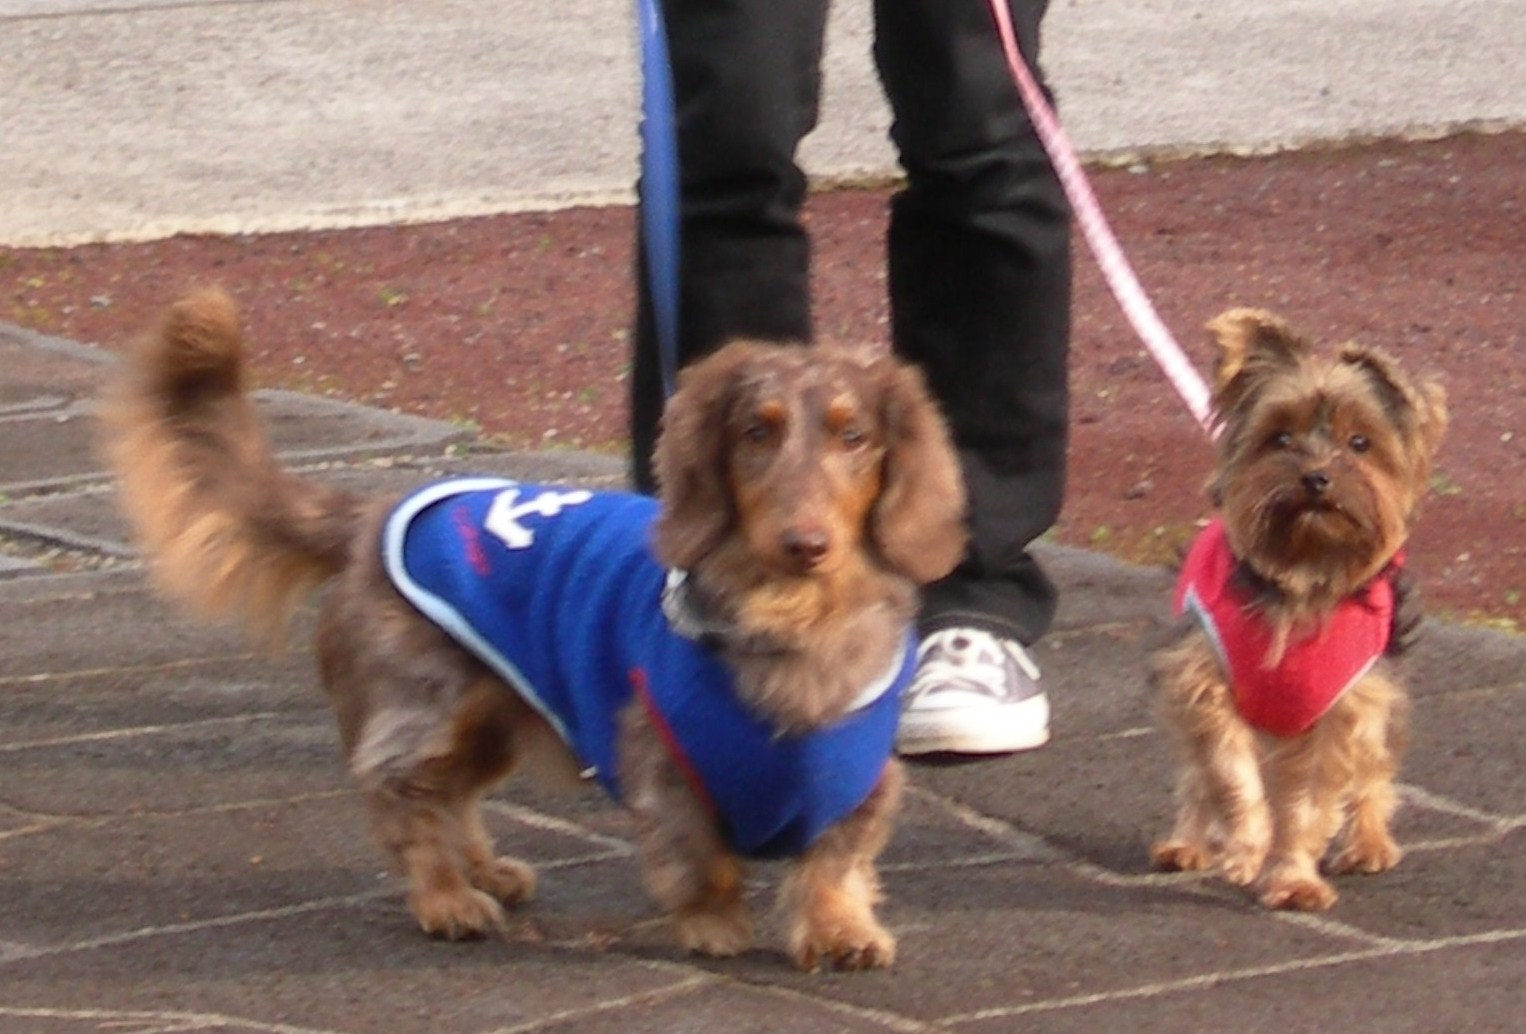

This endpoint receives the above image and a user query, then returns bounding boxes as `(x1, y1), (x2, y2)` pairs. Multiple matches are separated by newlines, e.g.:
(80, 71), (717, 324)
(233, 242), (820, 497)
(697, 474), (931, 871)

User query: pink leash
(986, 1), (1217, 435)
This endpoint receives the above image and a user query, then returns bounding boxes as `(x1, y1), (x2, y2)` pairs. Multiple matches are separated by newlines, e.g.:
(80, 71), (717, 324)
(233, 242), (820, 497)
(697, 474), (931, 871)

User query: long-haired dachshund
(101, 289), (966, 971)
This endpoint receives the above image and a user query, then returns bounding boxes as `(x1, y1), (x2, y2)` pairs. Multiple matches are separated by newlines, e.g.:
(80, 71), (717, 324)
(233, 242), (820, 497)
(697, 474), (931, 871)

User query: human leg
(631, 0), (831, 492)
(874, 0), (1071, 753)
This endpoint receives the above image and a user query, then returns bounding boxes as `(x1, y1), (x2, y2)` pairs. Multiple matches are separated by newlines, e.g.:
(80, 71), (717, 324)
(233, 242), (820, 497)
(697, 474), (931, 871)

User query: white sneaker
(896, 627), (1050, 756)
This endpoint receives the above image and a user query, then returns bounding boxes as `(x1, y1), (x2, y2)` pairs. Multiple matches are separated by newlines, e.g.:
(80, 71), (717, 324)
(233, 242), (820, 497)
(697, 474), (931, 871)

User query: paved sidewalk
(3, 321), (1523, 1033)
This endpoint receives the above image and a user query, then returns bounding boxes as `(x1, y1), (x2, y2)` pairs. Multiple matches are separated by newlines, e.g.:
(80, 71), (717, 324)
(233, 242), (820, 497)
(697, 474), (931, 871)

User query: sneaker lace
(912, 628), (1040, 695)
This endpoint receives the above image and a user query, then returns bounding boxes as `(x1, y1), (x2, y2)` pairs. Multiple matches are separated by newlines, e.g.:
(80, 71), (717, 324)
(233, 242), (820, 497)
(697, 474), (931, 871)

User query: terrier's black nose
(1302, 470), (1332, 497)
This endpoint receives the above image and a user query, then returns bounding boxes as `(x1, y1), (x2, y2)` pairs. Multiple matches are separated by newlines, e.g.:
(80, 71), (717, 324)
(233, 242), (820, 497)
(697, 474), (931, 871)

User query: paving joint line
(1405, 827), (1525, 853)
(740, 978), (938, 1033)
(0, 711), (291, 754)
(482, 972), (716, 1034)
(1415, 678), (1526, 703)
(0, 1005), (344, 1034)
(0, 817), (68, 843)
(1400, 784), (1517, 826)
(939, 926), (1526, 1026)
(1043, 617), (1160, 645)
(0, 888), (393, 967)
(0, 789), (353, 838)
(906, 785), (1063, 854)
(484, 799), (636, 855)
(0, 652), (272, 688)
(880, 849), (1051, 875)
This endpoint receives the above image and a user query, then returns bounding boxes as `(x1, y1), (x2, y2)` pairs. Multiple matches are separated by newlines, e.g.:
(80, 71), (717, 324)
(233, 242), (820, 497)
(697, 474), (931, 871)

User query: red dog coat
(1174, 519), (1398, 737)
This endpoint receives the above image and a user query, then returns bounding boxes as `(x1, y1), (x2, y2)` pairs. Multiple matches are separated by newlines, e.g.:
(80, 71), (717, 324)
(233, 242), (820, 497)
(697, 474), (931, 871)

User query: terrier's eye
(1271, 431), (1295, 450)
(1349, 434), (1371, 453)
(839, 426), (867, 449)
(742, 422), (773, 444)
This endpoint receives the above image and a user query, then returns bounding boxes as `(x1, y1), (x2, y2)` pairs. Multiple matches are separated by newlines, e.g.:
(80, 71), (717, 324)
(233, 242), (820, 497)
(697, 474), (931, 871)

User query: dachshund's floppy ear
(652, 341), (760, 570)
(869, 356), (968, 584)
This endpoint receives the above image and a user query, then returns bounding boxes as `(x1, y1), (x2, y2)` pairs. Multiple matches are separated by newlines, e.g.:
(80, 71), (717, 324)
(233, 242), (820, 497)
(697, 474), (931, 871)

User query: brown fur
(1150, 308), (1446, 911)
(100, 288), (966, 969)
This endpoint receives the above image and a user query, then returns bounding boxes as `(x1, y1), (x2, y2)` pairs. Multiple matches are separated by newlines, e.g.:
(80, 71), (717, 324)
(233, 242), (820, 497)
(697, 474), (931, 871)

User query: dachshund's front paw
(411, 886), (508, 940)
(675, 901), (755, 958)
(790, 914), (897, 972)
(471, 855), (538, 906)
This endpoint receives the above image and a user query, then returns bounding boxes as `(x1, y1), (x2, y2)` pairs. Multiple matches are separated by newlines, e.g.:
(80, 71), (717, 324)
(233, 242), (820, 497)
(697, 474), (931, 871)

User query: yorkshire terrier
(1150, 308), (1447, 911)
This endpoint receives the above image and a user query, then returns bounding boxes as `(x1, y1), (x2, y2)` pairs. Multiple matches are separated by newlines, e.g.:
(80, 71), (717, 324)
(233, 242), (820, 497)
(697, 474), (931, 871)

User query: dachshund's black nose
(782, 526), (830, 568)
(1302, 470), (1331, 497)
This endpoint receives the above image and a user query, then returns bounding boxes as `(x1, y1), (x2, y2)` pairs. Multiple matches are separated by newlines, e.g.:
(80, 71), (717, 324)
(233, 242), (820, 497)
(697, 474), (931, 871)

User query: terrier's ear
(1206, 308), (1310, 421)
(1339, 343), (1449, 462)
(1417, 378), (1449, 461)
(1207, 308), (1308, 388)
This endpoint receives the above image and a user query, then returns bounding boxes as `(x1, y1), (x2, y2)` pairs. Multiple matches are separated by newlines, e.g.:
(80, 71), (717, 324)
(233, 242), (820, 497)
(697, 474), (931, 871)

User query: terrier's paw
(1151, 839), (1213, 873)
(1219, 811), (1272, 886)
(1219, 838), (1270, 887)
(1328, 836), (1403, 876)
(1259, 873), (1338, 912)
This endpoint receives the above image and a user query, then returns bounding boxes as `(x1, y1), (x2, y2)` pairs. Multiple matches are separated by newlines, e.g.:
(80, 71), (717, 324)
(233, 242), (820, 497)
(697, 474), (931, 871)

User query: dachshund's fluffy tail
(100, 288), (364, 647)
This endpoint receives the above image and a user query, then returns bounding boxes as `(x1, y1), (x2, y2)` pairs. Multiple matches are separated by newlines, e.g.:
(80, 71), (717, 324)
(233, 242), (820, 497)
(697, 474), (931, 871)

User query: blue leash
(637, 0), (681, 398)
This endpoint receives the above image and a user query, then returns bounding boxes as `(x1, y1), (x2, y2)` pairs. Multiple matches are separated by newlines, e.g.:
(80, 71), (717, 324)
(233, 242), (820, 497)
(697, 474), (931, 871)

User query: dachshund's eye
(1349, 434), (1371, 453)
(1271, 431), (1295, 450)
(739, 401), (786, 446)
(825, 396), (868, 450)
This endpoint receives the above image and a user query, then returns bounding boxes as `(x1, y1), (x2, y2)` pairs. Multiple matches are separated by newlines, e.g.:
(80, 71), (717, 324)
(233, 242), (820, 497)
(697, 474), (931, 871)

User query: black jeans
(632, 0), (1071, 646)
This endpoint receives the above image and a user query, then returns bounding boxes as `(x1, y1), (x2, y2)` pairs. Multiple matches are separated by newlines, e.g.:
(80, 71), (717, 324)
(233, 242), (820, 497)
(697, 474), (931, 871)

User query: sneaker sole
(895, 696), (1051, 756)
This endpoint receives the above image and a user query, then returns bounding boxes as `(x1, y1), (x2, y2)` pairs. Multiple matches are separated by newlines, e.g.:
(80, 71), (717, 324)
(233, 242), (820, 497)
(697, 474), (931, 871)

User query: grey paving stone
(2, 798), (381, 949)
(0, 450), (626, 561)
(951, 941), (1526, 1034)
(730, 862), (1365, 1025)
(1408, 621), (1526, 700)
(913, 726), (1174, 876)
(1040, 541), (1178, 632)
(1403, 678), (1526, 822)
(0, 570), (270, 681)
(0, 324), (114, 406)
(0, 391), (471, 497)
(0, 907), (705, 1034)
(1328, 830), (1526, 943)
(510, 981), (910, 1034)
(2, 711), (346, 815)
(0, 657), (322, 746)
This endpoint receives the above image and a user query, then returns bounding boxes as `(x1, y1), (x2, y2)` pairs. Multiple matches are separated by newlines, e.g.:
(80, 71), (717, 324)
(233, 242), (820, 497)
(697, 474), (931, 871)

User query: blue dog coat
(381, 478), (914, 859)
